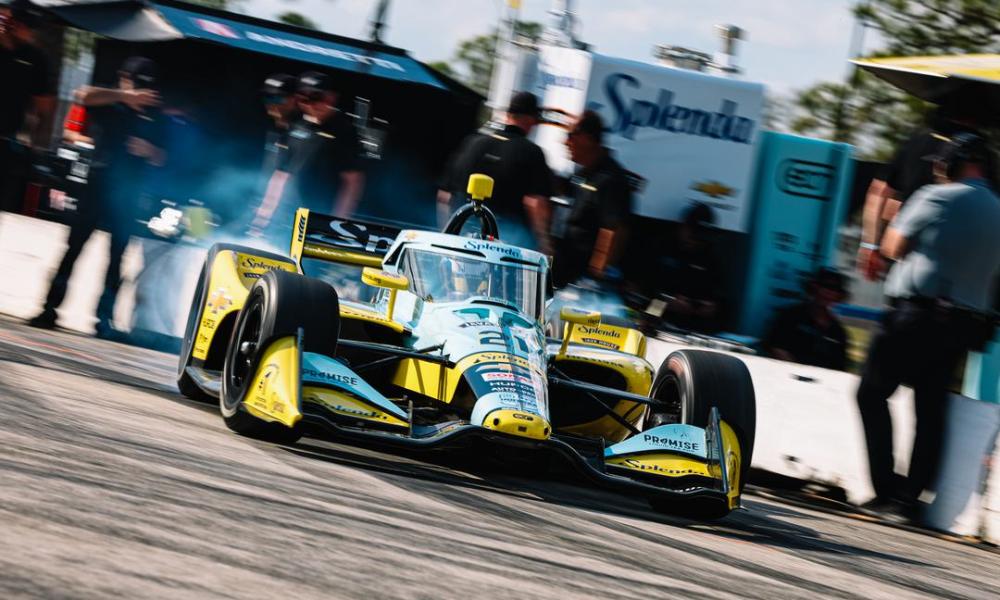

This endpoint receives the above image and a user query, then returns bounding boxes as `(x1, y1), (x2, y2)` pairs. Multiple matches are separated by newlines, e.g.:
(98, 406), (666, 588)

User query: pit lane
(0, 315), (995, 599)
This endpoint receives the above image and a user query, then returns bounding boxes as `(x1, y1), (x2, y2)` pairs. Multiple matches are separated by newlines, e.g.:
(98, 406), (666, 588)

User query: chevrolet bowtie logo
(691, 180), (735, 198)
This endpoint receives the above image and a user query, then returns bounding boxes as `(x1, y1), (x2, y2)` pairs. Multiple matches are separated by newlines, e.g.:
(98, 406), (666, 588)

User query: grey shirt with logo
(885, 179), (1000, 311)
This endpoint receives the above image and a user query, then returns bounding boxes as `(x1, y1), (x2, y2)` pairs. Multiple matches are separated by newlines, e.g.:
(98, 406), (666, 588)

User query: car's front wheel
(219, 270), (340, 444)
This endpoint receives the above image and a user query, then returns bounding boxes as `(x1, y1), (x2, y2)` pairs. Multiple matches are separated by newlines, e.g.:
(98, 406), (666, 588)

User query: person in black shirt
(0, 2), (55, 208)
(29, 56), (166, 337)
(657, 202), (724, 332)
(763, 267), (850, 371)
(258, 73), (297, 190)
(856, 107), (979, 281)
(252, 71), (364, 237)
(438, 91), (554, 253)
(552, 110), (632, 288)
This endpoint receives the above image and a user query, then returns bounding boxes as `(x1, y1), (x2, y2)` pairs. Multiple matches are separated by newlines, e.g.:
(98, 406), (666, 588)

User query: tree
(426, 61), (456, 79)
(791, 1), (1000, 159)
(451, 21), (542, 96)
(276, 11), (319, 31)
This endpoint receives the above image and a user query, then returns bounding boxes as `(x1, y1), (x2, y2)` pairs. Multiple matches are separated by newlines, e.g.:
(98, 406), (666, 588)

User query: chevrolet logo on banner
(691, 180), (735, 198)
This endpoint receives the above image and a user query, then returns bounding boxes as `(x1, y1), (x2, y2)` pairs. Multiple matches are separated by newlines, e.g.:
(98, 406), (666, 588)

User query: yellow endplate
(606, 453), (713, 478)
(341, 304), (406, 333)
(242, 336), (301, 428)
(302, 386), (407, 427)
(567, 322), (647, 358)
(481, 409), (551, 440)
(719, 420), (742, 509)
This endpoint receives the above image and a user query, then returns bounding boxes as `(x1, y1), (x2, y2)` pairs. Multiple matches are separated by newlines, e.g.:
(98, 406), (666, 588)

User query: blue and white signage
(535, 47), (764, 231)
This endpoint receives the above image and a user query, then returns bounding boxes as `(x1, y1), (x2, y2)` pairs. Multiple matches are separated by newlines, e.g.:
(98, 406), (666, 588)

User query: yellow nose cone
(481, 410), (551, 440)
(467, 173), (494, 202)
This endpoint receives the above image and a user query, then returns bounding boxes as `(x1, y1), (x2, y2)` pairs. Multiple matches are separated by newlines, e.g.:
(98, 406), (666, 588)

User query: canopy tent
(28, 0), (483, 226)
(853, 54), (1000, 118)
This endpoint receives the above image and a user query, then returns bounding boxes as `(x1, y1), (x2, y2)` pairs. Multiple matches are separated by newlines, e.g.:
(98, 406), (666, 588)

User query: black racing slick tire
(219, 270), (340, 444)
(647, 350), (756, 519)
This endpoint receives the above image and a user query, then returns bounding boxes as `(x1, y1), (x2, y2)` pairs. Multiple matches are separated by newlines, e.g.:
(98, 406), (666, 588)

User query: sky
(241, 0), (868, 96)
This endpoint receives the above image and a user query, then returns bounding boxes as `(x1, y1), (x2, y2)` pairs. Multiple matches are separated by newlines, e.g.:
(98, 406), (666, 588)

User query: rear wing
(290, 209), (405, 268)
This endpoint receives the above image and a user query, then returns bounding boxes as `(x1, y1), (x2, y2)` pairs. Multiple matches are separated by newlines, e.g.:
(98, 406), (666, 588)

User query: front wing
(213, 332), (741, 512)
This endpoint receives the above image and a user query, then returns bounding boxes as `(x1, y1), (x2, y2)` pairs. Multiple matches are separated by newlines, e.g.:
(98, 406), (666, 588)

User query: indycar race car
(176, 175), (757, 518)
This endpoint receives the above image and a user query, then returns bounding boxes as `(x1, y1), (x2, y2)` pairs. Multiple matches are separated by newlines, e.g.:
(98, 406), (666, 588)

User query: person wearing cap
(0, 0), (55, 208)
(856, 107), (981, 282)
(856, 132), (1000, 521)
(252, 71), (364, 232)
(29, 56), (167, 336)
(552, 110), (632, 289)
(258, 73), (298, 185)
(763, 267), (849, 371)
(438, 91), (554, 253)
(654, 202), (724, 333)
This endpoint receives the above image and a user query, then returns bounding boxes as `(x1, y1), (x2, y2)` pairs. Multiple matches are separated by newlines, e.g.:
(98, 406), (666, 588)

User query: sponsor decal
(193, 18), (240, 39)
(643, 433), (702, 453)
(239, 257), (287, 279)
(458, 320), (495, 329)
(200, 318), (216, 330)
(463, 240), (521, 257)
(321, 219), (397, 254)
(242, 31), (405, 72)
(577, 325), (622, 339)
(511, 413), (534, 421)
(206, 289), (232, 315)
(603, 72), (756, 143)
(691, 180), (736, 199)
(580, 337), (617, 349)
(303, 368), (359, 387)
(778, 159), (835, 200)
(296, 215), (306, 243)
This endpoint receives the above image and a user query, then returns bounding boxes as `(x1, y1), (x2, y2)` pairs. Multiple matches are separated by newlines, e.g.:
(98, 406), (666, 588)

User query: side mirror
(362, 267), (409, 319)
(467, 173), (494, 202)
(362, 267), (408, 291)
(560, 307), (601, 326)
(558, 306), (602, 355)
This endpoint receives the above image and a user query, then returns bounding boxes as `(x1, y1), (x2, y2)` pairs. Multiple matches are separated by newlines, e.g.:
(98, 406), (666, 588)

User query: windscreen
(402, 249), (543, 319)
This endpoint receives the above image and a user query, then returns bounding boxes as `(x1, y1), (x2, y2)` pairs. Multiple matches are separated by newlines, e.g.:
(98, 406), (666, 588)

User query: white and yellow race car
(176, 176), (757, 519)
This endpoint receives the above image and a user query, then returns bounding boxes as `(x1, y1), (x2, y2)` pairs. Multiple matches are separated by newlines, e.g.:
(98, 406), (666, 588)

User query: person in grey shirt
(856, 132), (1000, 522)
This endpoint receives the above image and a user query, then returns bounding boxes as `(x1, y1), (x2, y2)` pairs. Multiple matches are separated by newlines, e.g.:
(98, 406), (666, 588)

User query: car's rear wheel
(219, 270), (340, 444)
(177, 256), (214, 402)
(646, 349), (756, 519)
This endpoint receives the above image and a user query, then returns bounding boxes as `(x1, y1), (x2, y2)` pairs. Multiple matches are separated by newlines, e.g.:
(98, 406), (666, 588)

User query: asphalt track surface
(0, 316), (996, 600)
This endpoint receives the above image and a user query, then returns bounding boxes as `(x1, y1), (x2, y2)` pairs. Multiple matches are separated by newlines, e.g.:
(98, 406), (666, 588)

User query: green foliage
(450, 21), (542, 95)
(791, 0), (1000, 158)
(426, 61), (456, 78)
(276, 11), (319, 31)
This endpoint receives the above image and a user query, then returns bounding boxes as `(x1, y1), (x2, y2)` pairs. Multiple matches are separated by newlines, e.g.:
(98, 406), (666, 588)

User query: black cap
(261, 73), (296, 98)
(925, 131), (991, 167)
(297, 71), (335, 95)
(810, 267), (848, 296)
(120, 56), (158, 89)
(507, 91), (541, 117)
